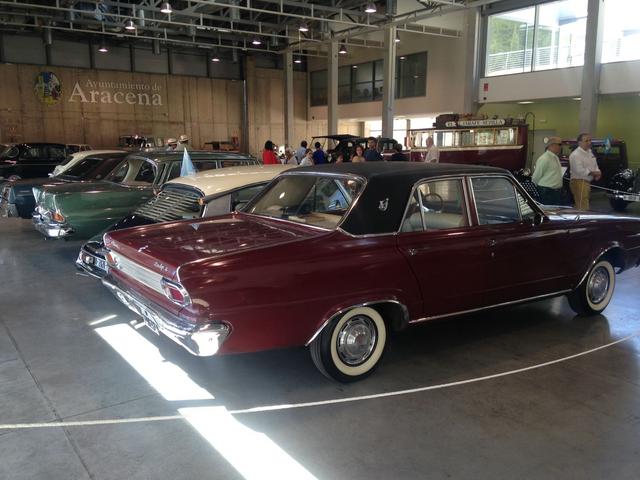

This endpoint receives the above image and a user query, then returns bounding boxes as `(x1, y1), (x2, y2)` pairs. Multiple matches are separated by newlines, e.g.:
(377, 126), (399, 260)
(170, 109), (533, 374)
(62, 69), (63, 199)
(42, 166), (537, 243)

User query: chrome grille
(134, 186), (202, 223)
(111, 253), (164, 295)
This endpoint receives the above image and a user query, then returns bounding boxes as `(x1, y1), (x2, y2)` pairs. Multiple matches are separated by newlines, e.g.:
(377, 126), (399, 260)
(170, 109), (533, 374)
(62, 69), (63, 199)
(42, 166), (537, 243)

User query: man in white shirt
(424, 137), (439, 163)
(294, 140), (307, 163)
(569, 133), (601, 210)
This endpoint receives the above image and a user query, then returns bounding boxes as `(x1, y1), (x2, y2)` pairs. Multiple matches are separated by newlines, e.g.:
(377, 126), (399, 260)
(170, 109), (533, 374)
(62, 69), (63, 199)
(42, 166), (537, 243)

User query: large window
(485, 0), (587, 77)
(602, 0), (640, 63)
(309, 51), (427, 106)
(310, 70), (327, 106)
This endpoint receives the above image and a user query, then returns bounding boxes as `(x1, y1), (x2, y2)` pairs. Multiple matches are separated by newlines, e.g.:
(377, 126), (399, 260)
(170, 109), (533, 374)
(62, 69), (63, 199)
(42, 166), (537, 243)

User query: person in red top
(262, 140), (279, 165)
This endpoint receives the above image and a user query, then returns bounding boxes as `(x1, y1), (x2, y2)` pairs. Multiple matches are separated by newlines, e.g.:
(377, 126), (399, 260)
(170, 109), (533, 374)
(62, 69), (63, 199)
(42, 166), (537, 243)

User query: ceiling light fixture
(399, 56), (406, 60)
(395, 32), (400, 43)
(252, 37), (262, 45)
(98, 42), (108, 53)
(125, 19), (136, 31)
(160, 2), (172, 14)
(339, 42), (347, 54)
(299, 22), (309, 32)
(518, 101), (534, 104)
(364, 2), (377, 13)
(294, 57), (302, 64)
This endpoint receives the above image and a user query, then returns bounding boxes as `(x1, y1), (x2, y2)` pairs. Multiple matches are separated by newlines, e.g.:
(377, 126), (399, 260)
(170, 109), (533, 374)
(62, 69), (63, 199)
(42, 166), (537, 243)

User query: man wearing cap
(166, 138), (178, 152)
(532, 136), (564, 205)
(569, 133), (601, 210)
(176, 134), (189, 151)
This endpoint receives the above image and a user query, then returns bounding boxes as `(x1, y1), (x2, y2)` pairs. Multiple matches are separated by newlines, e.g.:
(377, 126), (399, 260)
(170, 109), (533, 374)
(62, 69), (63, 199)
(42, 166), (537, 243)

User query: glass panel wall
(534, 0), (587, 71)
(485, 1), (588, 76)
(486, 7), (536, 76)
(309, 51), (427, 106)
(602, 0), (640, 63)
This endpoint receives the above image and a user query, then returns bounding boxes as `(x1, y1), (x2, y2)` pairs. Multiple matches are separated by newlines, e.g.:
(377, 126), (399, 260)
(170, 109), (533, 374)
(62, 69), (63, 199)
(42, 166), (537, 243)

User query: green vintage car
(32, 151), (258, 238)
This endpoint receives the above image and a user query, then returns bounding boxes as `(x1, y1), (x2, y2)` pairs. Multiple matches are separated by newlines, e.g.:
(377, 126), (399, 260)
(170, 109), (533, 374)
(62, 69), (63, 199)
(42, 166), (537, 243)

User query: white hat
(179, 134), (189, 143)
(167, 138), (177, 145)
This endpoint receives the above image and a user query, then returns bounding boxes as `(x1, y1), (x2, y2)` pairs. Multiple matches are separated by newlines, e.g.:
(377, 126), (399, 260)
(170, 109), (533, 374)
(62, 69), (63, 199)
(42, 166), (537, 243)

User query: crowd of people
(259, 136), (440, 166)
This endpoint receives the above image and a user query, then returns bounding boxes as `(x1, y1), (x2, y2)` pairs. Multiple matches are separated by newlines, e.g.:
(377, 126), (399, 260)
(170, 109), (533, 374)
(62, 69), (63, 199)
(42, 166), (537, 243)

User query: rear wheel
(310, 307), (387, 382)
(567, 259), (616, 316)
(609, 197), (630, 212)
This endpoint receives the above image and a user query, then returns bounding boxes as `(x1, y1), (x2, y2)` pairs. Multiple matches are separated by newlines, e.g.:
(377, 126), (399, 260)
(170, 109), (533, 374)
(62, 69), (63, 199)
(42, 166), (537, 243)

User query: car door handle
(488, 239), (497, 247)
(407, 247), (429, 256)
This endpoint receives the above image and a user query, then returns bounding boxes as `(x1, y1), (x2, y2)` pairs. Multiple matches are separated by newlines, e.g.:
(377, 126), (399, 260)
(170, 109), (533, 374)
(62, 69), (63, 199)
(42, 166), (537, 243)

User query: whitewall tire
(310, 307), (387, 382)
(568, 259), (616, 316)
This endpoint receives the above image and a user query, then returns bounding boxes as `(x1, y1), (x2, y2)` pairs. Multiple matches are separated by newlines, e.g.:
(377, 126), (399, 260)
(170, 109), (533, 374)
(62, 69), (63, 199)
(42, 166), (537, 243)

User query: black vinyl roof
(283, 162), (510, 235)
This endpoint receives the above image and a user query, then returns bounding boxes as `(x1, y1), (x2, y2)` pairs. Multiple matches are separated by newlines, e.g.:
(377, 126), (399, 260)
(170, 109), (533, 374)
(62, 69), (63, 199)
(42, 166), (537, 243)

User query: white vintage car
(77, 164), (295, 278)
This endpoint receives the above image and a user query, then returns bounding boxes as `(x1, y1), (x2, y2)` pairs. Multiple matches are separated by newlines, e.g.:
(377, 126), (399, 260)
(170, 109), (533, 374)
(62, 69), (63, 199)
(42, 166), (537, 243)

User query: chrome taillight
(161, 278), (191, 306)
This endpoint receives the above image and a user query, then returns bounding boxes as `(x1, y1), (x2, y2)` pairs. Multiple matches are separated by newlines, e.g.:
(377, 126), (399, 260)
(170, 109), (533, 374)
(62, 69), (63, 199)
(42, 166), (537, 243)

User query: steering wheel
(422, 192), (444, 212)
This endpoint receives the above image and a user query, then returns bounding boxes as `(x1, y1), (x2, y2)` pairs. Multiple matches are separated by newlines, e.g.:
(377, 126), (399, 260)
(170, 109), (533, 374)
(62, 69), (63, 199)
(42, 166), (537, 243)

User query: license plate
(95, 258), (107, 271)
(83, 253), (107, 271)
(620, 194), (640, 202)
(139, 307), (160, 335)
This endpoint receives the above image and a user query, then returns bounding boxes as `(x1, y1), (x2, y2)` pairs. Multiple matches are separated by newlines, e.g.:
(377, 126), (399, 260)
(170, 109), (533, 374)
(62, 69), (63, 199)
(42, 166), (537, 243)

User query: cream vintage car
(77, 164), (294, 278)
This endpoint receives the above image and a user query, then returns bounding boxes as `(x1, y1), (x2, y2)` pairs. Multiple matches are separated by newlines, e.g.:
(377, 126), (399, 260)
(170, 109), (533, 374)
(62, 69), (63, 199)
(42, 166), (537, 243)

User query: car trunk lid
(104, 212), (325, 280)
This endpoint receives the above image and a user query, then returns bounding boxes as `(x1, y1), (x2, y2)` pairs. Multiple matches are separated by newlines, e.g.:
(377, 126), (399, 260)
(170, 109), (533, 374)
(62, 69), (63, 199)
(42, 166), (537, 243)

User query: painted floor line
(1, 331), (638, 430)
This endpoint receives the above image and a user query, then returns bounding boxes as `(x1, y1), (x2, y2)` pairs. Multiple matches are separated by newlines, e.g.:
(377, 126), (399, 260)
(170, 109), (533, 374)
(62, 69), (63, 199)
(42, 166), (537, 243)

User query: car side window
(401, 179), (468, 232)
(203, 194), (231, 217)
(23, 147), (45, 159)
(516, 190), (535, 221)
(133, 161), (156, 183)
(109, 162), (130, 183)
(472, 177), (521, 225)
(48, 146), (66, 159)
(231, 184), (266, 211)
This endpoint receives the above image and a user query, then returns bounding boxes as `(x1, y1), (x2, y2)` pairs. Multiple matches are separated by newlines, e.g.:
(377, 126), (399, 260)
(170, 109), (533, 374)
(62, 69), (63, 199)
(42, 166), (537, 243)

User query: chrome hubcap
(588, 266), (610, 305)
(336, 316), (377, 366)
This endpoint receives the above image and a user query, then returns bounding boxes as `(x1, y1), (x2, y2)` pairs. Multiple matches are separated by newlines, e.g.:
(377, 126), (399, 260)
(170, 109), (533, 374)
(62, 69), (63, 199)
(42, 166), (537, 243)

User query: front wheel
(567, 259), (616, 316)
(609, 197), (630, 212)
(310, 307), (387, 382)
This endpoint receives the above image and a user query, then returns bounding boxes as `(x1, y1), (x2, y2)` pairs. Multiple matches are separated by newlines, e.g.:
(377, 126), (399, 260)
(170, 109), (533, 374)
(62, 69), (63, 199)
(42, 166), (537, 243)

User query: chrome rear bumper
(102, 275), (229, 356)
(32, 210), (73, 238)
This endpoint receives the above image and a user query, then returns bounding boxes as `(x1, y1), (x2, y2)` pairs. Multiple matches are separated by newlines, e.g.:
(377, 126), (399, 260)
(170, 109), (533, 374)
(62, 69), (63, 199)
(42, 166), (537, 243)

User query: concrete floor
(1, 193), (640, 480)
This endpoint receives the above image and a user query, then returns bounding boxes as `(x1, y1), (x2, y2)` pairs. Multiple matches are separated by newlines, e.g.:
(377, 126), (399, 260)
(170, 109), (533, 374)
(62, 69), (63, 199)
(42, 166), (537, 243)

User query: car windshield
(246, 174), (364, 229)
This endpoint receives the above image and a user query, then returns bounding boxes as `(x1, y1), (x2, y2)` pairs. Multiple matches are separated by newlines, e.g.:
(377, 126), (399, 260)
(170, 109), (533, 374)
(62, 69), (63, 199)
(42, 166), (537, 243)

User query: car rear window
(247, 174), (364, 230)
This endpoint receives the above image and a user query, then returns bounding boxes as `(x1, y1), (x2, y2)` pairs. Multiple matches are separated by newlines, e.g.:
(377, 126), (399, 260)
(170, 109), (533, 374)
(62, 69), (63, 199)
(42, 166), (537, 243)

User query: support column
(327, 40), (338, 136)
(284, 50), (295, 149)
(579, 0), (604, 134)
(463, 7), (481, 115)
(381, 26), (396, 139)
(242, 56), (256, 156)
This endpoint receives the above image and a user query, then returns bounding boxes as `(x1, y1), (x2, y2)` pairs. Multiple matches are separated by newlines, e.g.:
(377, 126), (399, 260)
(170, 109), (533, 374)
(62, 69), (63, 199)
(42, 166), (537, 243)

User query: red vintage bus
(408, 117), (528, 172)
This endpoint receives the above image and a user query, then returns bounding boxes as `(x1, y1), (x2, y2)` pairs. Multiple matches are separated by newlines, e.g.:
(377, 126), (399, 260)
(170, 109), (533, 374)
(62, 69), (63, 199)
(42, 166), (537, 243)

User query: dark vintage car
(101, 163), (640, 382)
(0, 143), (68, 180)
(32, 151), (258, 239)
(0, 151), (127, 218)
(607, 168), (640, 211)
(77, 164), (293, 278)
(312, 134), (401, 162)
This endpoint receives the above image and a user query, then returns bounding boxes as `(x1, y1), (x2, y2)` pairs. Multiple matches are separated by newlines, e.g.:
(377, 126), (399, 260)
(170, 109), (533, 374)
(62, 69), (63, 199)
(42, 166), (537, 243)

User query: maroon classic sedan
(102, 163), (640, 382)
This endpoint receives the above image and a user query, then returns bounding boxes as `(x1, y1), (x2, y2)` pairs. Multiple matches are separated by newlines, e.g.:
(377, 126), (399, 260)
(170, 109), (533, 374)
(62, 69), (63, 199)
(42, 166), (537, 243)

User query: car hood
(104, 212), (326, 279)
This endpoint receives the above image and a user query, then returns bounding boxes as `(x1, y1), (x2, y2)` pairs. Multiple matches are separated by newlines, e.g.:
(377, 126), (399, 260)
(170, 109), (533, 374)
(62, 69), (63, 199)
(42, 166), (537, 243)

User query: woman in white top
(299, 148), (314, 166)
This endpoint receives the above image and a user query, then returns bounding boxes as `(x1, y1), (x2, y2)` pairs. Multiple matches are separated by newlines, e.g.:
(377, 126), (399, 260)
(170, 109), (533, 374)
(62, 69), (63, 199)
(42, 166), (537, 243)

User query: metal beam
(284, 49), (295, 148)
(327, 39), (338, 136)
(381, 25), (396, 139)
